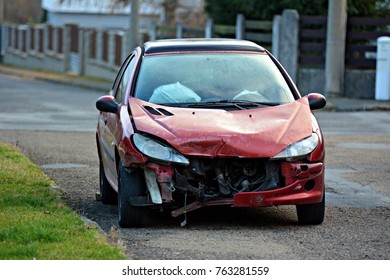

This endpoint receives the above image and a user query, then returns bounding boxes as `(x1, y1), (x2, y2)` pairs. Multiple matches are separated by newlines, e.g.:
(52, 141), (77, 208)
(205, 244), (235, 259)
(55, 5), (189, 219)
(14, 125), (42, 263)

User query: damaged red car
(96, 39), (326, 228)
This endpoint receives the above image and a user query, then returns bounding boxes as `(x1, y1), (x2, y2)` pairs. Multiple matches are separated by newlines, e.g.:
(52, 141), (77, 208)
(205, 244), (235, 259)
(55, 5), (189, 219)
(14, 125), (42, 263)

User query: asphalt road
(0, 73), (389, 259)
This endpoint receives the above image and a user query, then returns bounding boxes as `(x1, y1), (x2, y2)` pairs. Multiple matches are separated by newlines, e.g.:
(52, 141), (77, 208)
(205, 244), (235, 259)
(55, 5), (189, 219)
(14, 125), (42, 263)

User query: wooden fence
(150, 15), (273, 51)
(213, 18), (273, 50)
(299, 15), (390, 69)
(244, 20), (273, 50)
(2, 12), (390, 77)
(299, 16), (327, 67)
(346, 17), (390, 69)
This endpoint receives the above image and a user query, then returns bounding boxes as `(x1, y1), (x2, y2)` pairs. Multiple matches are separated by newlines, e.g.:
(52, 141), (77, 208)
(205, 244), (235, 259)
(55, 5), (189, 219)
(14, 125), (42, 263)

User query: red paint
(130, 96), (314, 158)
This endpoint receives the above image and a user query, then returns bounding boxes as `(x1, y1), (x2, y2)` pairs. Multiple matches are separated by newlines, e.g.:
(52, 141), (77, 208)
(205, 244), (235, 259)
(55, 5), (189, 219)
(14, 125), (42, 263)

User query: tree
(205, 0), (390, 24)
(116, 0), (180, 24)
(204, 0), (326, 23)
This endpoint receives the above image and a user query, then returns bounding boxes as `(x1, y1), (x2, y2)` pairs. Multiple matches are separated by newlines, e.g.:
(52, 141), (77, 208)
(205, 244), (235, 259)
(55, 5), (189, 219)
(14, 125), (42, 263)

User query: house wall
(47, 12), (158, 31)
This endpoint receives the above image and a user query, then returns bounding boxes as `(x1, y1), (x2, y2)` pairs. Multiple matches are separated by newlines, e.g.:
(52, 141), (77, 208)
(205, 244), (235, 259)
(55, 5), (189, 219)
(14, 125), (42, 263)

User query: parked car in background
(96, 39), (327, 228)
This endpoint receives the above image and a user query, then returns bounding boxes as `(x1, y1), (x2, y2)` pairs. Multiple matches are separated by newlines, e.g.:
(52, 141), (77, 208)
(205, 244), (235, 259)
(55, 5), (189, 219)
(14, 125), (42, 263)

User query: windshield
(134, 53), (295, 107)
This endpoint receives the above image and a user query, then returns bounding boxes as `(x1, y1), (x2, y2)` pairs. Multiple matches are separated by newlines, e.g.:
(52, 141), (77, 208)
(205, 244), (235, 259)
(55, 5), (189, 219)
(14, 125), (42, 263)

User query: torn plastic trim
(143, 168), (162, 204)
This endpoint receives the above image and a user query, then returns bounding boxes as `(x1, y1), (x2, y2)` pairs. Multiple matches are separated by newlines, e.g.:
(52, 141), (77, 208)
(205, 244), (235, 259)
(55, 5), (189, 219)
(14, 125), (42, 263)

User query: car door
(99, 54), (137, 187)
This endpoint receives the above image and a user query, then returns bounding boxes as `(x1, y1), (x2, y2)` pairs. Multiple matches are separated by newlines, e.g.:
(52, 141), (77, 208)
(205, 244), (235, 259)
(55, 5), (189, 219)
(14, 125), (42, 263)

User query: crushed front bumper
(171, 162), (324, 217)
(234, 162), (324, 207)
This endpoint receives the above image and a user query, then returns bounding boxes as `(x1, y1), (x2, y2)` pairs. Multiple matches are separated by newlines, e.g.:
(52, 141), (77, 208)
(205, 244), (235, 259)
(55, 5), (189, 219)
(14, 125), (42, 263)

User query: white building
(42, 0), (165, 31)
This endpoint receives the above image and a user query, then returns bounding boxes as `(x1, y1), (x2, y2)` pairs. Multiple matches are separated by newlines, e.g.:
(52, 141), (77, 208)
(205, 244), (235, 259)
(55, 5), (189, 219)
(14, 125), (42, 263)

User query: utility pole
(0, 0), (4, 22)
(127, 0), (139, 53)
(0, 0), (4, 63)
(325, 0), (348, 97)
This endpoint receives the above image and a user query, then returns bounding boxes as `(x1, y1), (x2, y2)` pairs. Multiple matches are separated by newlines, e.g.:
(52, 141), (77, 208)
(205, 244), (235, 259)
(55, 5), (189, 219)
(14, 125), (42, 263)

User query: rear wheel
(99, 160), (117, 205)
(296, 193), (325, 225)
(118, 162), (150, 228)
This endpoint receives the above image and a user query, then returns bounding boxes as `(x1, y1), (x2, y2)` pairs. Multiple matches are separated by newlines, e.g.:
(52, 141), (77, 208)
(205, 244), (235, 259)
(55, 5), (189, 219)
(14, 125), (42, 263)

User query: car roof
(143, 39), (265, 54)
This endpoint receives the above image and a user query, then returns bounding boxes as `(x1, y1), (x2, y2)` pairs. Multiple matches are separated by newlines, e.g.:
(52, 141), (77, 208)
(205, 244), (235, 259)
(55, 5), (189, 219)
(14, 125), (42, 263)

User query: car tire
(99, 160), (117, 205)
(296, 193), (325, 225)
(118, 162), (150, 228)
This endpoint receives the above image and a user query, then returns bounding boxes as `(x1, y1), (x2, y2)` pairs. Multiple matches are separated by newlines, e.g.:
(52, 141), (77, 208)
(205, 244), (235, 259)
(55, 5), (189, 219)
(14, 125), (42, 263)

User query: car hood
(129, 97), (313, 158)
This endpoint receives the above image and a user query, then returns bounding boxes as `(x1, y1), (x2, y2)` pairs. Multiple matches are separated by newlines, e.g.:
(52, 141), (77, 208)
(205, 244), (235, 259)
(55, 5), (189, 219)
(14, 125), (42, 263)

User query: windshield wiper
(196, 100), (252, 110)
(190, 100), (279, 109)
(158, 100), (279, 109)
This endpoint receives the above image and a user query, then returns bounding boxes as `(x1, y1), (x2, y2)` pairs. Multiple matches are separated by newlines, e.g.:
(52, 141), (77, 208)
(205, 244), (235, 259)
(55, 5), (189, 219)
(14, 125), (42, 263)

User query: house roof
(42, 0), (162, 15)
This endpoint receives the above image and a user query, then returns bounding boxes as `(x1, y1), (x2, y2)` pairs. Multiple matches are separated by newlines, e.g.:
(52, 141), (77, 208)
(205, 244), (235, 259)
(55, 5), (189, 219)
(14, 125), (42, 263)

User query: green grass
(0, 142), (126, 260)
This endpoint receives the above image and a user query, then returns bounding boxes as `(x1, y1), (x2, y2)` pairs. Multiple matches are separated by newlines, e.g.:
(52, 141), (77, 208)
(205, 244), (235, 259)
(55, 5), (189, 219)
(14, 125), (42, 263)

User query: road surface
(1, 73), (389, 259)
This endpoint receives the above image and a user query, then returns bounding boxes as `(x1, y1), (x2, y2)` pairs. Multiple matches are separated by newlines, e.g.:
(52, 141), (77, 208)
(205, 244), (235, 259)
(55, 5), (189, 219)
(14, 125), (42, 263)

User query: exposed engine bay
(173, 158), (282, 202)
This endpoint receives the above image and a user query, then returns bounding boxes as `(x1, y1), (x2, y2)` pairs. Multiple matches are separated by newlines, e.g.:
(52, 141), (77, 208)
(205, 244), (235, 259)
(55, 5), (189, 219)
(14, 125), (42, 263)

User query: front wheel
(296, 193), (325, 225)
(99, 160), (117, 205)
(118, 162), (150, 228)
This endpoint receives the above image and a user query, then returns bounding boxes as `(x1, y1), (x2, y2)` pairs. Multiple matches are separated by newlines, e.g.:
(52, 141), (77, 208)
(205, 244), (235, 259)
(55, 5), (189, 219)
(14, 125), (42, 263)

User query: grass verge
(0, 142), (126, 260)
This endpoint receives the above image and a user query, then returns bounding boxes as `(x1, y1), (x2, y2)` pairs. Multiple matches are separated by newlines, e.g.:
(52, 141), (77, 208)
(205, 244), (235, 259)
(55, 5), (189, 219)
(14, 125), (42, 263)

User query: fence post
(149, 22), (157, 41)
(205, 18), (214, 38)
(0, 24), (7, 62)
(34, 25), (42, 54)
(176, 20), (183, 39)
(25, 25), (31, 54)
(96, 30), (103, 63)
(53, 27), (59, 53)
(10, 25), (15, 50)
(17, 26), (23, 53)
(63, 24), (72, 72)
(78, 28), (85, 75)
(236, 14), (245, 40)
(272, 15), (281, 59)
(108, 31), (115, 65)
(43, 24), (49, 54)
(83, 29), (91, 75)
(121, 30), (127, 62)
(279, 9), (299, 83)
(325, 0), (347, 97)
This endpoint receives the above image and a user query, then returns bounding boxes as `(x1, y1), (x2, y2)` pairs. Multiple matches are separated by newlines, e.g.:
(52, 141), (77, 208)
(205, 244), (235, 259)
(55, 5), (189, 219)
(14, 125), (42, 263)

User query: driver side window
(115, 55), (136, 103)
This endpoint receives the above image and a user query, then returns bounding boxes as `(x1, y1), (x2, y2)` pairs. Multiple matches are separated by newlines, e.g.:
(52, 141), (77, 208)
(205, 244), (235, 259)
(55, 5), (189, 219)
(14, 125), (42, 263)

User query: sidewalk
(1, 64), (390, 112)
(325, 97), (390, 112)
(0, 64), (111, 92)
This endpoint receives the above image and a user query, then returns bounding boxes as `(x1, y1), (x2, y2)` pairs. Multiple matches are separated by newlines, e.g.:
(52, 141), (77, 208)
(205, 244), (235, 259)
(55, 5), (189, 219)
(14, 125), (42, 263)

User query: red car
(96, 39), (326, 227)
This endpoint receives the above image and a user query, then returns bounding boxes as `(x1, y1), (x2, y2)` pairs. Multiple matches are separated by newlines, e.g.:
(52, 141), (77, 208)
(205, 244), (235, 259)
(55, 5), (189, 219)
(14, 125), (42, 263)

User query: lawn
(0, 142), (126, 260)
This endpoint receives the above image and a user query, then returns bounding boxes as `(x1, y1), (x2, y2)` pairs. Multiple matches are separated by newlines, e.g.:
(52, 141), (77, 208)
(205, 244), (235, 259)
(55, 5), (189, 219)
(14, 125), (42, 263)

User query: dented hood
(129, 97), (313, 158)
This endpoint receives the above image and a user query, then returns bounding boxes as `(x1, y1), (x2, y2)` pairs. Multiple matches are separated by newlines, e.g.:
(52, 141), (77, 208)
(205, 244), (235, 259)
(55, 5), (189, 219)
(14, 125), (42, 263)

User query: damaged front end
(170, 157), (282, 217)
(176, 158), (281, 196)
(141, 154), (324, 218)
(129, 99), (325, 219)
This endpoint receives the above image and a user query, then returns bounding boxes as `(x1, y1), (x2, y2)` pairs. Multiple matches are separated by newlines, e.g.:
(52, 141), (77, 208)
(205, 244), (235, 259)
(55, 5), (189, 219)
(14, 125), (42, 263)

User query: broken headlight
(272, 133), (319, 161)
(133, 133), (189, 166)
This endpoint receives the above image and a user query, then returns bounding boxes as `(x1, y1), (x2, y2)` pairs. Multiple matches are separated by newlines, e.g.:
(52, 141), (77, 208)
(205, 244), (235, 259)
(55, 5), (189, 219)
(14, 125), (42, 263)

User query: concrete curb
(0, 65), (111, 93)
(34, 76), (111, 93)
(324, 98), (390, 112)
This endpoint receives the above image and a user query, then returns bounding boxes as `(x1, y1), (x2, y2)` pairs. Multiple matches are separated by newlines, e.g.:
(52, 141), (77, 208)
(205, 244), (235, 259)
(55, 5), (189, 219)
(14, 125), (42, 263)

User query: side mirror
(96, 95), (118, 113)
(307, 93), (326, 110)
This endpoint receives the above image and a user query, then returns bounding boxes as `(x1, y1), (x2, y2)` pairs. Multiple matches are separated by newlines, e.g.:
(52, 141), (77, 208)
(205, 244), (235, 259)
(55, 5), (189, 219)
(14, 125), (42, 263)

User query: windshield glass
(134, 53), (295, 107)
